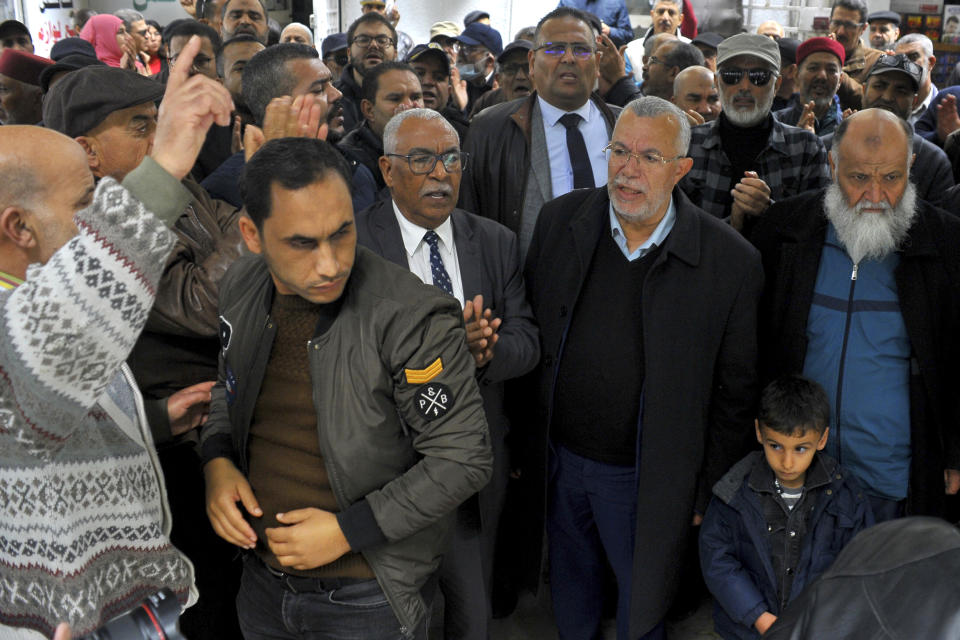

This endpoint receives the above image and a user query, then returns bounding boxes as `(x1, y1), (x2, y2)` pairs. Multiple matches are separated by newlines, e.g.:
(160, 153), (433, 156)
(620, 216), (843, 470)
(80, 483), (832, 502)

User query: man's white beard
(823, 181), (918, 264)
(721, 86), (775, 127)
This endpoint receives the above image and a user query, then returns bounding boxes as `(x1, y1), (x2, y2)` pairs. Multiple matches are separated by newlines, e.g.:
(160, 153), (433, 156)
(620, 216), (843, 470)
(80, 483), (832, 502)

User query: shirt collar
(538, 94), (595, 128)
(392, 199), (455, 258)
(0, 270), (24, 290)
(608, 195), (676, 259)
(914, 84), (938, 118)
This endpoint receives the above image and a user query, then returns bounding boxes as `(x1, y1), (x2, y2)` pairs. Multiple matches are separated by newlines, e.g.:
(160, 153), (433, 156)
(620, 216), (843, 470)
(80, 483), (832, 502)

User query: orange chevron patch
(405, 357), (443, 384)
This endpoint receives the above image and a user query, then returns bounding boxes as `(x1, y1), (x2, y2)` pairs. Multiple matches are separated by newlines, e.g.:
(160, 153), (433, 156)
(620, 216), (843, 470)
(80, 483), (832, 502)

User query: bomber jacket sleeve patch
(413, 382), (454, 420)
(404, 357), (443, 384)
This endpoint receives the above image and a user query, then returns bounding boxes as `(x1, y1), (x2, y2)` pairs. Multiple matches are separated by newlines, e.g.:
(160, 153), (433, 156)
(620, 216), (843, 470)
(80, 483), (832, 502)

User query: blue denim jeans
(547, 445), (664, 640)
(236, 555), (423, 640)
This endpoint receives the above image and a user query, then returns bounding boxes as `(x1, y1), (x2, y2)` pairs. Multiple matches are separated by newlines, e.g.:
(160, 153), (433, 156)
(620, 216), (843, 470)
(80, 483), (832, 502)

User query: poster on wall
(944, 5), (960, 43)
(23, 0), (76, 57)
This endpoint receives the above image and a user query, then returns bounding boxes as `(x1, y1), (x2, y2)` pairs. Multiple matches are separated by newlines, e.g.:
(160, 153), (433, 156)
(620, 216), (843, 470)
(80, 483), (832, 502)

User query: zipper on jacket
(833, 262), (859, 466)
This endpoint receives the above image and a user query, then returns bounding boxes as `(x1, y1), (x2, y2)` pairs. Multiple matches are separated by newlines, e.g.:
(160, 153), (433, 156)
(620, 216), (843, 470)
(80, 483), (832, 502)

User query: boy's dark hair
(241, 138), (353, 229)
(346, 12), (397, 48)
(361, 60), (416, 105)
(165, 19), (223, 51)
(242, 43), (319, 126)
(758, 375), (831, 436)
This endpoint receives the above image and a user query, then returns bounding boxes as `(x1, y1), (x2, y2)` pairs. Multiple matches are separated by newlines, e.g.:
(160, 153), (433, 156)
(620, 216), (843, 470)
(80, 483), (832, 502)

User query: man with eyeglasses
(452, 21), (503, 115)
(468, 40), (534, 117)
(115, 9), (149, 68)
(641, 39), (703, 100)
(680, 33), (829, 232)
(521, 96), (761, 640)
(828, 0), (882, 111)
(356, 107), (538, 640)
(462, 7), (618, 258)
(335, 13), (398, 135)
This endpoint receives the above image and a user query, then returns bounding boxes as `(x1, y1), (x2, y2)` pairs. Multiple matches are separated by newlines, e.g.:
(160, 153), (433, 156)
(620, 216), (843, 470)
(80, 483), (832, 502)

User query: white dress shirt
(392, 200), (464, 307)
(538, 95), (610, 198)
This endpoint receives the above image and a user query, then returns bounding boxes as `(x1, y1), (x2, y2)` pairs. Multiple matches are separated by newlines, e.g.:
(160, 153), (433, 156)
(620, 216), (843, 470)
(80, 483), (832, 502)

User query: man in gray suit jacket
(459, 7), (619, 258)
(356, 108), (540, 640)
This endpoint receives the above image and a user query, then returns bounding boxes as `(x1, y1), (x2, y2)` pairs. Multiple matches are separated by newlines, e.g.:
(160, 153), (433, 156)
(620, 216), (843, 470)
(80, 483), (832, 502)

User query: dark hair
(145, 19), (161, 31)
(361, 60), (416, 105)
(758, 376), (831, 436)
(242, 43), (319, 126)
(221, 0), (268, 21)
(165, 20), (222, 51)
(534, 7), (596, 43)
(346, 12), (397, 47)
(162, 18), (192, 45)
(217, 34), (262, 76)
(514, 26), (536, 42)
(831, 0), (869, 24)
(659, 41), (704, 71)
(241, 138), (353, 229)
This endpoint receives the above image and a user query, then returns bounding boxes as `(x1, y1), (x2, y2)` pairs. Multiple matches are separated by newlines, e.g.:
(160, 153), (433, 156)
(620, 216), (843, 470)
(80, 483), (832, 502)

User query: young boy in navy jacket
(699, 375), (873, 639)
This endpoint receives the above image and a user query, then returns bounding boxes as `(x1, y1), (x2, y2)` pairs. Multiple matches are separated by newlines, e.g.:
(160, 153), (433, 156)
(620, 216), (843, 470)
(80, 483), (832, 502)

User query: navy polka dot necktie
(424, 230), (453, 296)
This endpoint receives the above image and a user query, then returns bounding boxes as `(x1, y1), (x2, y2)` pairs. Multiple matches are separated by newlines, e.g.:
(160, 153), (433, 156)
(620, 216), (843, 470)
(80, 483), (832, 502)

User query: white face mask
(456, 59), (485, 80)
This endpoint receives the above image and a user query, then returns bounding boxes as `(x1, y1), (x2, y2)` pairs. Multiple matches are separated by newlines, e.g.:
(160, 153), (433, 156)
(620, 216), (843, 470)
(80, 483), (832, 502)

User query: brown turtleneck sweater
(247, 292), (373, 578)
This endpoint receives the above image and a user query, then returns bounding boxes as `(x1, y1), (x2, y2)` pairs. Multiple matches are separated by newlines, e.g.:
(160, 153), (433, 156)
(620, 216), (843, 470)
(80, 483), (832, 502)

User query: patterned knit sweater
(0, 159), (196, 637)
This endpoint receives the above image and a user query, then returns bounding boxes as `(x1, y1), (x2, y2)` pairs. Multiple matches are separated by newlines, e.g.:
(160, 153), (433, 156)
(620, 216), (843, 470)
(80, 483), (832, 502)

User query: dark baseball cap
(406, 42), (449, 69)
(496, 39), (532, 63)
(49, 37), (97, 61)
(867, 11), (901, 26)
(43, 66), (165, 138)
(321, 32), (347, 57)
(454, 22), (502, 56)
(777, 37), (800, 65)
(691, 32), (723, 51)
(464, 10), (490, 27)
(868, 53), (922, 91)
(0, 19), (30, 39)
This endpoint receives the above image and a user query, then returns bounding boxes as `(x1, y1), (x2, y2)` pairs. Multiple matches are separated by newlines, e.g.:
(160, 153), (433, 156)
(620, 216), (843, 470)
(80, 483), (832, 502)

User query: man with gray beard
(522, 96), (762, 639)
(751, 108), (960, 523)
(680, 33), (829, 233)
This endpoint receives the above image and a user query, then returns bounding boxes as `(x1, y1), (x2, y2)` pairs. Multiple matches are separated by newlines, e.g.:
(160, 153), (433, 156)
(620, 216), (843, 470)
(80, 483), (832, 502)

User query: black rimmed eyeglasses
(385, 151), (469, 174)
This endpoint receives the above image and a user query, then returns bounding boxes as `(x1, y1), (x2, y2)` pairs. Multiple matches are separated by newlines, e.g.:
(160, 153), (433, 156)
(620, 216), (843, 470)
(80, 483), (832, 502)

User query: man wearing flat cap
(822, 53), (954, 204)
(774, 37), (845, 136)
(0, 48), (51, 124)
(680, 33), (829, 232)
(867, 11), (900, 50)
(0, 19), (33, 53)
(43, 62), (247, 638)
(772, 37), (799, 111)
(467, 39), (534, 117)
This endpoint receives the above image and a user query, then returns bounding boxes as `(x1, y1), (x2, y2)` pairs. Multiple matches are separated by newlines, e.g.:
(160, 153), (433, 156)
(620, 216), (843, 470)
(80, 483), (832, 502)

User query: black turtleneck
(718, 111), (773, 192)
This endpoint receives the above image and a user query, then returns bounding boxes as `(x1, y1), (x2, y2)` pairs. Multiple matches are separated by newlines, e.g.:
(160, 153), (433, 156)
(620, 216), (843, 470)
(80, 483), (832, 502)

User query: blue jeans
(547, 445), (663, 640)
(236, 555), (423, 640)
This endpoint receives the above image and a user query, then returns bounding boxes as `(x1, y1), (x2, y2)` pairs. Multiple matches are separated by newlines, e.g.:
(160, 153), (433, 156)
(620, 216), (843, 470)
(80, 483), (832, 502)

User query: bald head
(672, 65), (720, 121)
(757, 20), (785, 39)
(833, 108), (912, 167)
(0, 126), (94, 271)
(281, 22), (313, 46)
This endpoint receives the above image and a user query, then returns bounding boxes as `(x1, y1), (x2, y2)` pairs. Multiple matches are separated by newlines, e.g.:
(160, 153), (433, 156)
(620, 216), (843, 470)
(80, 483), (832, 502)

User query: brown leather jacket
(128, 178), (245, 440)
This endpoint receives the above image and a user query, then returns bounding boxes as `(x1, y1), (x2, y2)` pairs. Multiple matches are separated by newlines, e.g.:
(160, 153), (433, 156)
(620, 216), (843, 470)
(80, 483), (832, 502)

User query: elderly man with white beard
(751, 108), (960, 523)
(680, 33), (830, 233)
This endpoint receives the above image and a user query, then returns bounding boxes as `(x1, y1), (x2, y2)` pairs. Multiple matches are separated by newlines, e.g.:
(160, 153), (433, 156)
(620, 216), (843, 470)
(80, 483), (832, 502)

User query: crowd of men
(1, 0), (960, 639)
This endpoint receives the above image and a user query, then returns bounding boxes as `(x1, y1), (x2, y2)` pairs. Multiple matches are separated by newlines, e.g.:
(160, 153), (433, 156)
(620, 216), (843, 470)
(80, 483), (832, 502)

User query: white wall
(336, 0), (554, 45)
